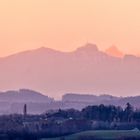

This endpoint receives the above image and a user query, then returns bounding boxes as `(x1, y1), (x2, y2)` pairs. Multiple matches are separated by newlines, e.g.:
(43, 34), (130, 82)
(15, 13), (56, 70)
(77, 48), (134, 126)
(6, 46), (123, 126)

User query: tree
(124, 103), (134, 122)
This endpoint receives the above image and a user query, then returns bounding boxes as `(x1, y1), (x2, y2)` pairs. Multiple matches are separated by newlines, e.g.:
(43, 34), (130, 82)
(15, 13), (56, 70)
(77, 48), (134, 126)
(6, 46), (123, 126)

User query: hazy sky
(0, 0), (140, 56)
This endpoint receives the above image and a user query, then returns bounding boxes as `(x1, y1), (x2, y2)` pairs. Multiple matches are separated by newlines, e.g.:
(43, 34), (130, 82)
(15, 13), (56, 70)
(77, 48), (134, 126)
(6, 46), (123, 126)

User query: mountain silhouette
(105, 45), (124, 58)
(0, 89), (53, 103)
(0, 43), (139, 98)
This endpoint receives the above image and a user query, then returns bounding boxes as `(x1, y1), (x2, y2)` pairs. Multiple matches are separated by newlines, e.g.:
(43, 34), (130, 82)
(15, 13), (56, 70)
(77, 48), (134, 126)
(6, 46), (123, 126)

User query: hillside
(0, 89), (53, 103)
(0, 89), (54, 114)
(0, 90), (140, 114)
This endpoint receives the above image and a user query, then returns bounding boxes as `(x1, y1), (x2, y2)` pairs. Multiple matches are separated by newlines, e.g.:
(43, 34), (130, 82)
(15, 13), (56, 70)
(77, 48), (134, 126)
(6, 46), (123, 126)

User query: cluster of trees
(0, 103), (140, 139)
(82, 103), (135, 122)
(47, 103), (140, 122)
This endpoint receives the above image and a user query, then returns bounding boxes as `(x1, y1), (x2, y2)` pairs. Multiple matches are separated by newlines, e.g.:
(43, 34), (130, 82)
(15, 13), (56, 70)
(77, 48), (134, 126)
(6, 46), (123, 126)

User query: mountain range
(0, 43), (140, 98)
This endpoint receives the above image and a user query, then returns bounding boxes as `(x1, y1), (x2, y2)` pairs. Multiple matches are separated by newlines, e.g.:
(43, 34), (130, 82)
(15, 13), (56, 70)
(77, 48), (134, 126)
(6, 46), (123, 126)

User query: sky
(0, 0), (140, 56)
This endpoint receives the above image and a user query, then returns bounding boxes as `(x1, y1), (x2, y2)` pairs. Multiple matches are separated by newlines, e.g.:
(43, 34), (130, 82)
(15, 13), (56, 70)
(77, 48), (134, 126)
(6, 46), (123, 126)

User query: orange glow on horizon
(0, 0), (140, 56)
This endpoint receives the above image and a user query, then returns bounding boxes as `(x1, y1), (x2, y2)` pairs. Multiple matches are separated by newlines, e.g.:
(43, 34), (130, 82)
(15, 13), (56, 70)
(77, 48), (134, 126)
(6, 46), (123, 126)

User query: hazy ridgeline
(1, 89), (140, 115)
(0, 43), (140, 98)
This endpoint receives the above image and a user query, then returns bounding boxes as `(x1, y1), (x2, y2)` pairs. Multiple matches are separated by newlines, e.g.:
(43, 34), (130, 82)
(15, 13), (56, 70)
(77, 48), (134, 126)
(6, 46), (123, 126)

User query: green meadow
(42, 130), (140, 140)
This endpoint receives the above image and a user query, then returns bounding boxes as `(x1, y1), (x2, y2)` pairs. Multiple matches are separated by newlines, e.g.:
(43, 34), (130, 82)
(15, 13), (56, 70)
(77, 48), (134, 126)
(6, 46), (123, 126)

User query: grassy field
(41, 130), (140, 140)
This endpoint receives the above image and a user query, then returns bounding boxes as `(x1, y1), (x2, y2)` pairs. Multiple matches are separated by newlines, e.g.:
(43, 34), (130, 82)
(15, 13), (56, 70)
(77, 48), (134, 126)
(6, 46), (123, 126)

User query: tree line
(47, 103), (140, 122)
(0, 103), (140, 139)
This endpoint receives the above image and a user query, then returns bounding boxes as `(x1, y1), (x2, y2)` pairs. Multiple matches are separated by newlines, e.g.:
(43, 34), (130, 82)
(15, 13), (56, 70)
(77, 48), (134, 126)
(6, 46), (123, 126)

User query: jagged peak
(105, 45), (124, 58)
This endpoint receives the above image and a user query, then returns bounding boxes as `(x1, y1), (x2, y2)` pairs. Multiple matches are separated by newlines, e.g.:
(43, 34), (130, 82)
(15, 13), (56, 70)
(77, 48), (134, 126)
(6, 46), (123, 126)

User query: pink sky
(0, 0), (140, 56)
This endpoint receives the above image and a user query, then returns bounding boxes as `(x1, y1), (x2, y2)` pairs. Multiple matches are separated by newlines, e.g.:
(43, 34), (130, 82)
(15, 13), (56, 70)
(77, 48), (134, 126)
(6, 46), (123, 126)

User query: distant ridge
(0, 90), (140, 114)
(62, 93), (140, 109)
(0, 89), (53, 103)
(0, 43), (139, 98)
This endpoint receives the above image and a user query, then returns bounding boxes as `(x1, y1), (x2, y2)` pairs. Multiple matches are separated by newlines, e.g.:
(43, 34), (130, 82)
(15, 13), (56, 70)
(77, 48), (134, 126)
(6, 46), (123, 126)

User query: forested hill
(0, 90), (140, 114)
